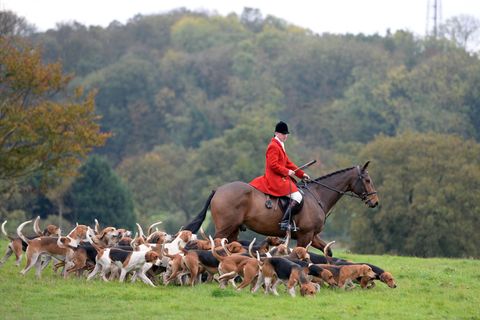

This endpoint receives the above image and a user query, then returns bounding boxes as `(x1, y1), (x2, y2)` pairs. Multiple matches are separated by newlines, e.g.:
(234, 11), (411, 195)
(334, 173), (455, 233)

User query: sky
(1, 0), (480, 37)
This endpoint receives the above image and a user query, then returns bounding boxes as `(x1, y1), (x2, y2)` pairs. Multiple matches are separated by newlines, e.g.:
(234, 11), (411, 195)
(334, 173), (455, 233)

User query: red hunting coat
(250, 137), (306, 197)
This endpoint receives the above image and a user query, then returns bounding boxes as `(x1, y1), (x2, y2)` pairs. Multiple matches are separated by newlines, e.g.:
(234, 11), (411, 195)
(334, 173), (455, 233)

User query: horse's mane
(313, 166), (355, 181)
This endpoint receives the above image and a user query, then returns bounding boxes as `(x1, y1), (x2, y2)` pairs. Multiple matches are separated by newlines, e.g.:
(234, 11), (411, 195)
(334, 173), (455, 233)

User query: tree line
(0, 8), (479, 257)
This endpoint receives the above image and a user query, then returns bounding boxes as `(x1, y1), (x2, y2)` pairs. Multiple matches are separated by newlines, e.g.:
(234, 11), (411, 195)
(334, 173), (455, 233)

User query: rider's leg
(279, 192), (302, 231)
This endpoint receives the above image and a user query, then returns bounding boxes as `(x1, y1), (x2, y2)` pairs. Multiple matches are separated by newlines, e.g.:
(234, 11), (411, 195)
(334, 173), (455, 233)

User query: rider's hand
(303, 173), (311, 181)
(288, 170), (296, 177)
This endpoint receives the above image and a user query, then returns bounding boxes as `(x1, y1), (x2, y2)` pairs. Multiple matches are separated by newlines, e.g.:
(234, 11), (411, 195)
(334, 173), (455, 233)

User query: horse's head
(351, 161), (379, 208)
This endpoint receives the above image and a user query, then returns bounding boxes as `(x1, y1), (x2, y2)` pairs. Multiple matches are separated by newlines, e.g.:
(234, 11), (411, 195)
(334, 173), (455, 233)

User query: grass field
(0, 240), (479, 320)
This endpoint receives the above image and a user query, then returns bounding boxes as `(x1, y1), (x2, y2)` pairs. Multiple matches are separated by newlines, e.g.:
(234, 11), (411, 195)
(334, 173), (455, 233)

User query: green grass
(0, 240), (479, 320)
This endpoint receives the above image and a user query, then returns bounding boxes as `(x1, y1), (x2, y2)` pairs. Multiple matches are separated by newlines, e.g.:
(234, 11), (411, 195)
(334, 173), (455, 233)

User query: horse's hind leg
(227, 229), (240, 243)
(296, 231), (315, 248)
(312, 234), (333, 257)
(214, 224), (240, 243)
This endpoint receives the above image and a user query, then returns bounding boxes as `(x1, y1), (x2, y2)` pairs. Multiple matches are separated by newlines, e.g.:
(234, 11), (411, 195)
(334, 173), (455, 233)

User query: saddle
(265, 194), (304, 216)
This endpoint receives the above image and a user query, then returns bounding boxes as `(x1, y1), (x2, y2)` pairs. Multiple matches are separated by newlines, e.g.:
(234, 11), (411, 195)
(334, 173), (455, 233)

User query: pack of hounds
(0, 217), (397, 297)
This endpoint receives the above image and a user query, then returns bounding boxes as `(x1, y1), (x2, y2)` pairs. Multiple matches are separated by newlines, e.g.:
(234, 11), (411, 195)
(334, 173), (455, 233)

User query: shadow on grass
(211, 288), (236, 297)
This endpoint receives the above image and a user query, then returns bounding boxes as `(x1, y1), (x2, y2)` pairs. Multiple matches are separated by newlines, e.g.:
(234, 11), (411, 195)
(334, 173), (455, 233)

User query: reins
(299, 165), (377, 220)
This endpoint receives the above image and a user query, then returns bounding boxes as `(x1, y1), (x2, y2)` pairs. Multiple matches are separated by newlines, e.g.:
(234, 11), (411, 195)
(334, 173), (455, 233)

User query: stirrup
(279, 221), (291, 231)
(265, 199), (273, 209)
(291, 221), (300, 232)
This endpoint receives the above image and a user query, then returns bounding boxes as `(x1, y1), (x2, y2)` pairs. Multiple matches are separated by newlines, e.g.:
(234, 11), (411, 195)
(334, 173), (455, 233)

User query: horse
(184, 161), (379, 256)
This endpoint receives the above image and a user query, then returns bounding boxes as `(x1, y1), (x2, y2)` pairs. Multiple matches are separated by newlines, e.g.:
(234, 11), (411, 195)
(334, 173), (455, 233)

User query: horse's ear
(362, 161), (370, 171)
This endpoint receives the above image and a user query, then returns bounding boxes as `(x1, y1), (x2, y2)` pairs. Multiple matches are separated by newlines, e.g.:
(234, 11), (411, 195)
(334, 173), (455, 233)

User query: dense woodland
(1, 8), (479, 258)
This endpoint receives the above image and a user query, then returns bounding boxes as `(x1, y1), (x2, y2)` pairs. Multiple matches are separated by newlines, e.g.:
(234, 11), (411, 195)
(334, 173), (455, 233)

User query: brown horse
(184, 161), (379, 256)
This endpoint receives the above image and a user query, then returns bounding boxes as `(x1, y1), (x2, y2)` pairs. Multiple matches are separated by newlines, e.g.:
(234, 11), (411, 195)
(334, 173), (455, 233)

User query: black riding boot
(279, 201), (298, 231)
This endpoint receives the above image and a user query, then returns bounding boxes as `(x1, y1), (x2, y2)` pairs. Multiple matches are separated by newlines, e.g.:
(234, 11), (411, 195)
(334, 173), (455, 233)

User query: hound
(0, 217), (59, 267)
(253, 256), (319, 297)
(160, 230), (197, 267)
(86, 229), (161, 286)
(316, 263), (376, 289)
(307, 264), (337, 287)
(16, 220), (83, 278)
(334, 261), (397, 289)
(1, 220), (29, 267)
(33, 216), (60, 237)
(209, 236), (260, 291)
(162, 250), (189, 286)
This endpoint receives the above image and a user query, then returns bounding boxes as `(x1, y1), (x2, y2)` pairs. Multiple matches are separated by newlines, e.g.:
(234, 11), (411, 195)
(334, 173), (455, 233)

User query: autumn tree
(0, 37), (109, 192)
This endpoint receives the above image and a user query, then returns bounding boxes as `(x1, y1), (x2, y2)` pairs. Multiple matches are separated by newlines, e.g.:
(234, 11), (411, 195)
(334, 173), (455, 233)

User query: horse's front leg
(311, 234), (333, 257)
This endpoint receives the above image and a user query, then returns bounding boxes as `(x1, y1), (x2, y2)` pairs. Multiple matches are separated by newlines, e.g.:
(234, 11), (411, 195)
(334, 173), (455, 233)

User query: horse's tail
(184, 190), (216, 233)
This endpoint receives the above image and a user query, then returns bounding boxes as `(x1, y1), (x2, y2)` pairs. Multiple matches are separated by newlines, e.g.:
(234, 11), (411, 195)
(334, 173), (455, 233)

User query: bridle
(352, 165), (378, 202)
(300, 165), (377, 215)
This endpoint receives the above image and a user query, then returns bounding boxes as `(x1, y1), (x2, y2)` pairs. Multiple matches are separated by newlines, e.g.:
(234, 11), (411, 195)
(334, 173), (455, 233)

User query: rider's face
(276, 132), (289, 142)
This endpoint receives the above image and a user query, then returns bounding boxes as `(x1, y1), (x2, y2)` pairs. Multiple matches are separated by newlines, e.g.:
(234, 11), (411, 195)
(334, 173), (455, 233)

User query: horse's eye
(365, 179), (371, 183)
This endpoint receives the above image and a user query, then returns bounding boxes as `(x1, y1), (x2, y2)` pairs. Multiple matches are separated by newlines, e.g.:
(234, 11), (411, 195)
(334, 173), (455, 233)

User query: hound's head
(68, 225), (88, 240)
(56, 230), (77, 249)
(226, 241), (244, 254)
(266, 236), (284, 246)
(147, 231), (172, 244)
(43, 225), (59, 236)
(361, 265), (377, 279)
(116, 228), (131, 238)
(272, 244), (289, 256)
(291, 246), (310, 262)
(177, 230), (196, 244)
(185, 239), (211, 250)
(321, 269), (337, 287)
(98, 227), (123, 246)
(380, 271), (397, 288)
(132, 234), (147, 248)
(145, 251), (161, 266)
(300, 282), (319, 297)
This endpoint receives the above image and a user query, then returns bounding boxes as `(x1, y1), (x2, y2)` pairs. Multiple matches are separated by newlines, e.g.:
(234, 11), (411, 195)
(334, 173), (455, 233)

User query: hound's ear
(362, 161), (370, 171)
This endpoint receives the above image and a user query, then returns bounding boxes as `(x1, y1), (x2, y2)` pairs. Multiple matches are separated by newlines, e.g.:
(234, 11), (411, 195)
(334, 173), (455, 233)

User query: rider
(250, 121), (310, 231)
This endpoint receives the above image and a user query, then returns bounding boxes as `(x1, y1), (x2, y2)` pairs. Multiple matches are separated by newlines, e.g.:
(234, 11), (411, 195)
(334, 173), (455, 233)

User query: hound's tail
(1, 221), (15, 241)
(209, 235), (226, 262)
(85, 227), (102, 253)
(323, 241), (336, 264)
(16, 220), (32, 244)
(33, 216), (43, 236)
(184, 190), (216, 233)
(147, 221), (162, 236)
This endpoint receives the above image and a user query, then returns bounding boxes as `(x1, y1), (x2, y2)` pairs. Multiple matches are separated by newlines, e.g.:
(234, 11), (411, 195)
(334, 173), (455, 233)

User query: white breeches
(288, 191), (303, 203)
